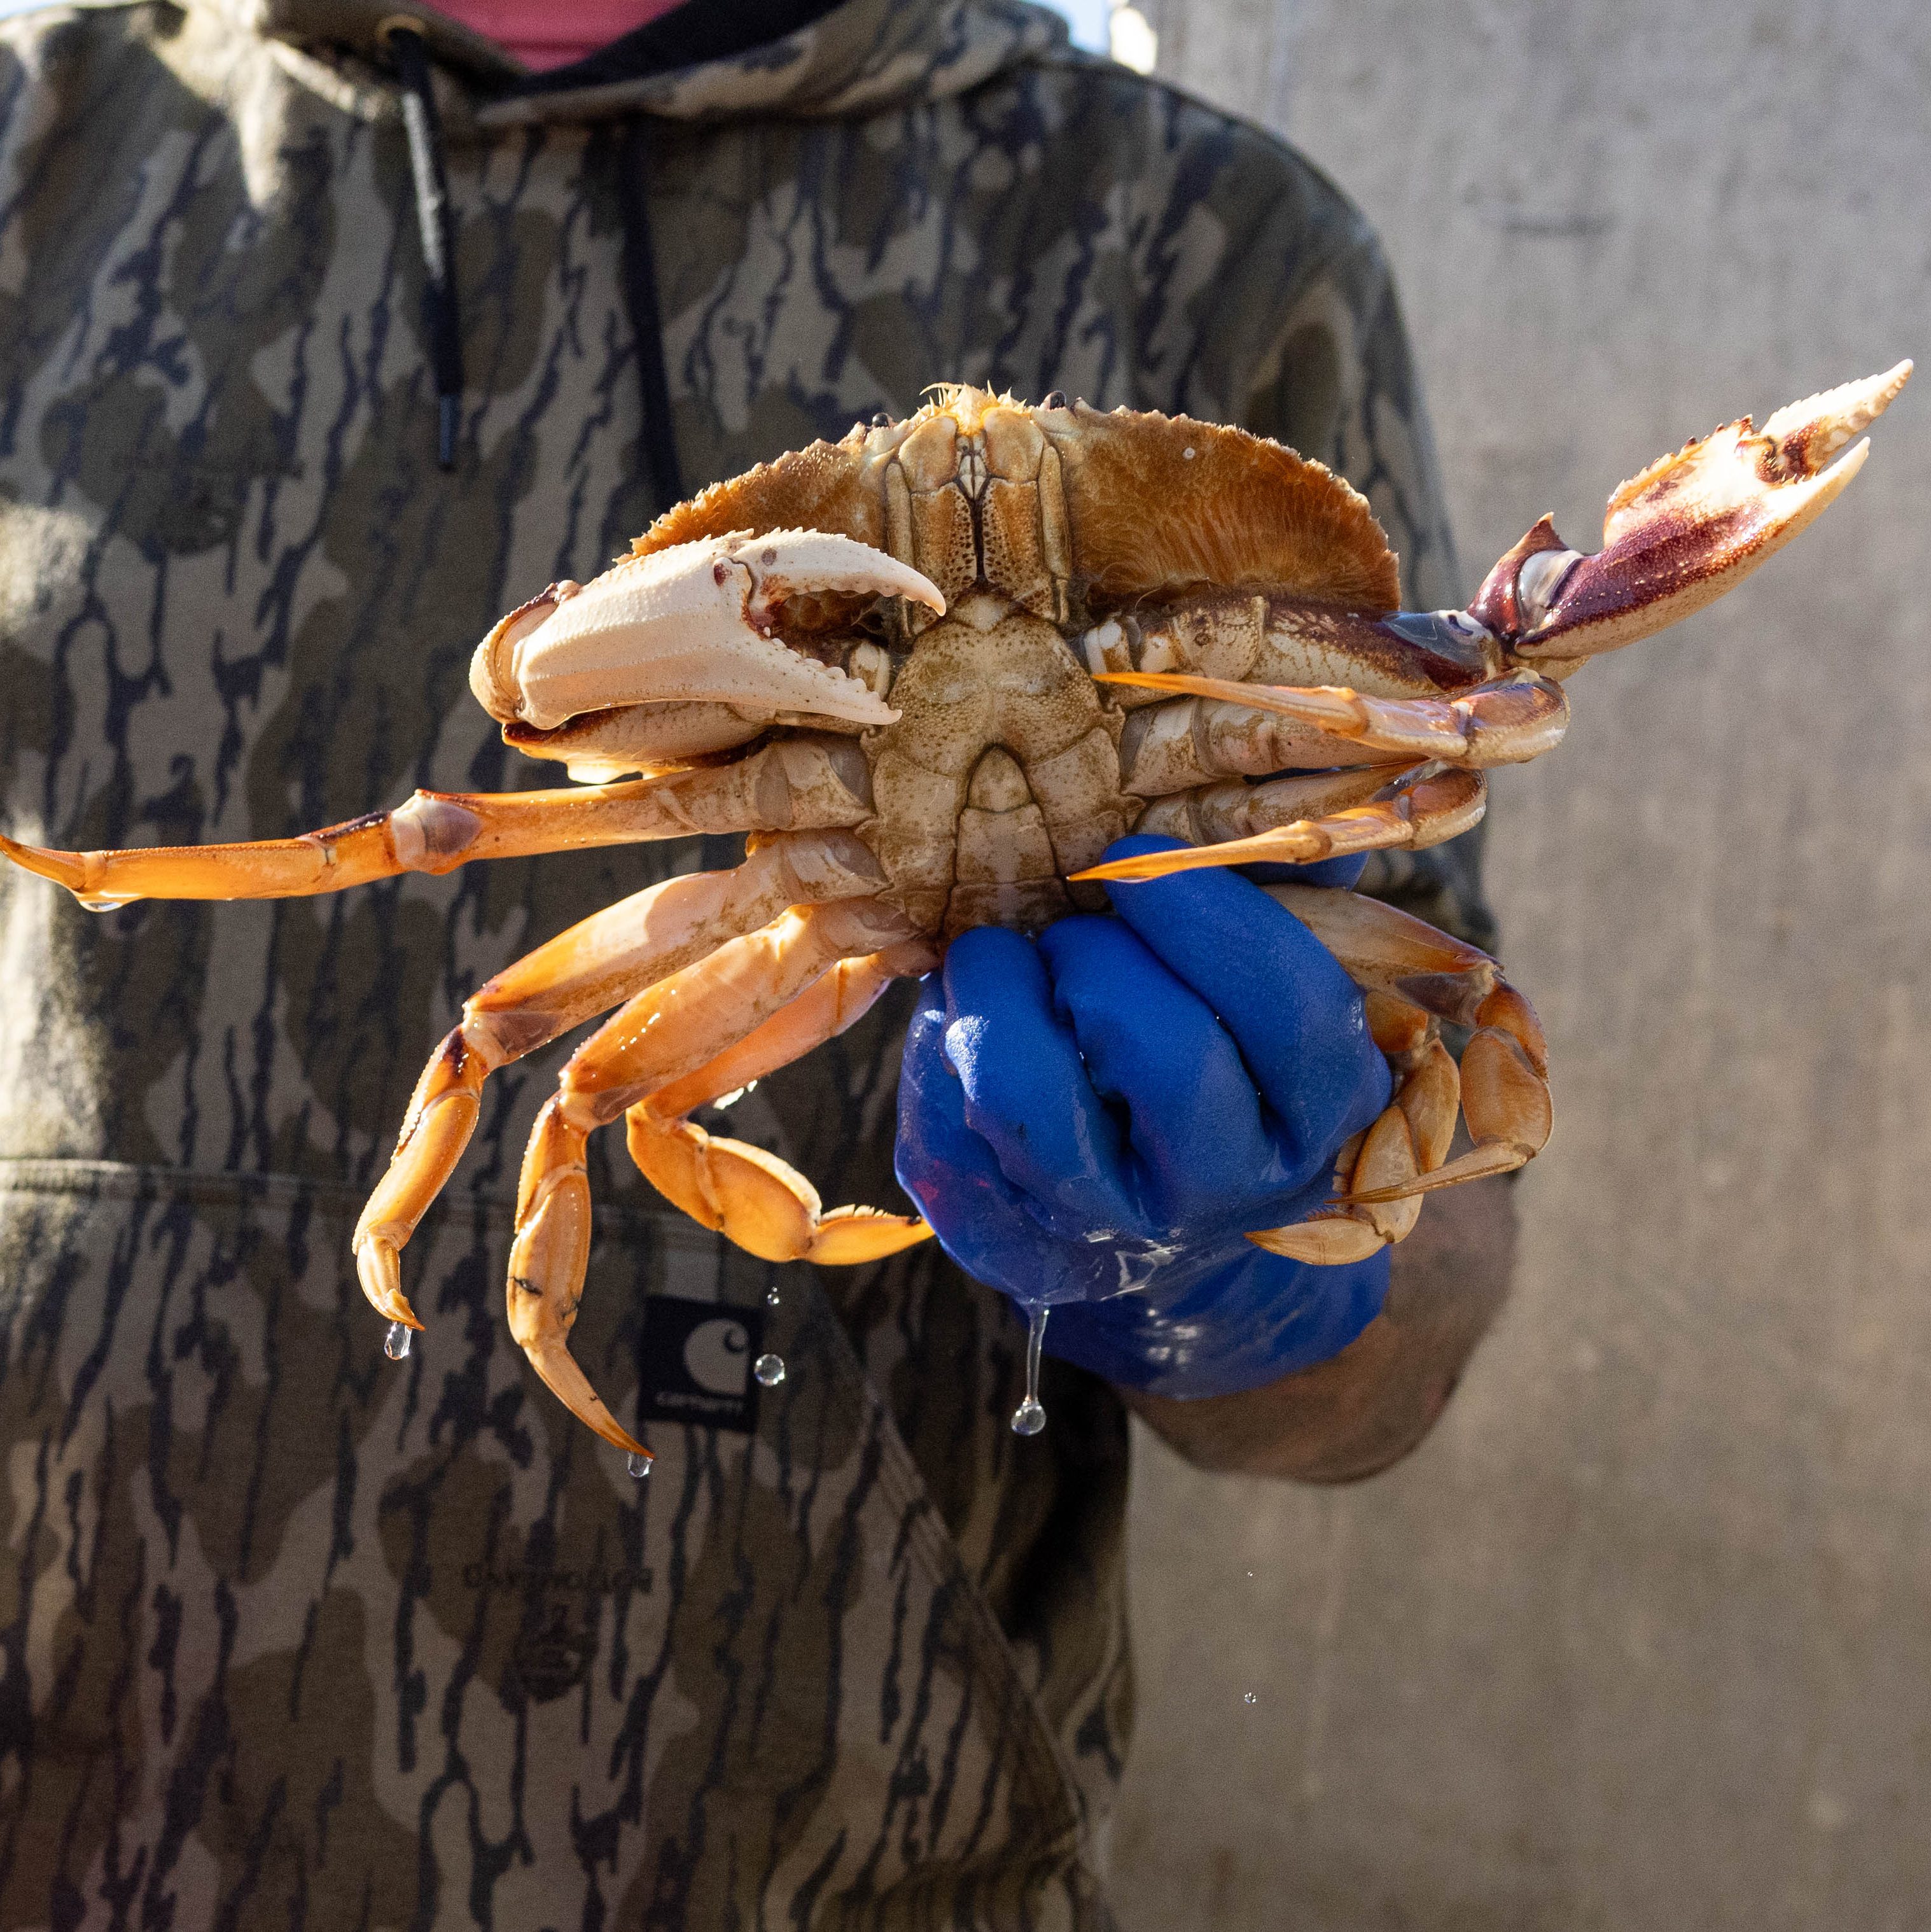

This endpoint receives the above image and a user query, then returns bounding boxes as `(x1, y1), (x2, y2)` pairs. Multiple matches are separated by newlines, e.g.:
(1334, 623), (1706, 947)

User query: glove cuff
(1040, 1247), (1389, 1400)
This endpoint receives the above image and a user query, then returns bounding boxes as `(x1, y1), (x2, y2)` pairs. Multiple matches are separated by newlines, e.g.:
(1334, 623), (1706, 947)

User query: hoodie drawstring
(617, 118), (685, 512)
(385, 22), (465, 471)
(380, 24), (684, 506)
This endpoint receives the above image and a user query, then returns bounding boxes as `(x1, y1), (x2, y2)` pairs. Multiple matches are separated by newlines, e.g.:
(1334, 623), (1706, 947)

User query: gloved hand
(895, 838), (1393, 1399)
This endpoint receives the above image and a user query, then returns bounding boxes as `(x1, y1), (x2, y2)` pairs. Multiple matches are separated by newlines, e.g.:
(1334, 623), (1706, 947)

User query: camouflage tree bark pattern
(0, 1), (1481, 1924)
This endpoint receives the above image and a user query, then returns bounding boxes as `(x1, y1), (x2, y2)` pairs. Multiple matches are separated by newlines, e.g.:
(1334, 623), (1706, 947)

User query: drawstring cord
(382, 18), (466, 470)
(617, 119), (685, 512)
(377, 22), (684, 503)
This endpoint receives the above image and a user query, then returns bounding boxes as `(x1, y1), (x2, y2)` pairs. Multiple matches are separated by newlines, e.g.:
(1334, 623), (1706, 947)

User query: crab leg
(0, 736), (875, 909)
(1253, 1010), (1463, 1265)
(505, 898), (922, 1453)
(351, 830), (887, 1331)
(625, 943), (940, 1266)
(1077, 763), (1484, 883)
(1107, 669), (1567, 788)
(1244, 886), (1550, 1263)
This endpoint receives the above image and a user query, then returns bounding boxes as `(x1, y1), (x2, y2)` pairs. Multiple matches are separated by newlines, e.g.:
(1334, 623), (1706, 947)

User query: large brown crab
(2, 367), (1907, 1461)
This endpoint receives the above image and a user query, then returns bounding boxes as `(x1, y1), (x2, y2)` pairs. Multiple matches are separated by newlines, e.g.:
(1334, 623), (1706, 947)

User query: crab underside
(3, 363), (1908, 1458)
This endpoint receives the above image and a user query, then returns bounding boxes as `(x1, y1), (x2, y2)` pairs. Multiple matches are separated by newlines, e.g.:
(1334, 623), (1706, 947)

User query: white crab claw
(469, 530), (944, 732)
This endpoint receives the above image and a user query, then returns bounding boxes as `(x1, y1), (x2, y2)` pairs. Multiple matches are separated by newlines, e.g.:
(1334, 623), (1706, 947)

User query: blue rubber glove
(895, 838), (1393, 1399)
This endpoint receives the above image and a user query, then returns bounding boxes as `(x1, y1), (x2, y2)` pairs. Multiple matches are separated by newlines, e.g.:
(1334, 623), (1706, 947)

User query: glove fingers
(895, 981), (1081, 1301)
(938, 928), (1140, 1238)
(1035, 915), (1280, 1217)
(1099, 837), (1391, 1177)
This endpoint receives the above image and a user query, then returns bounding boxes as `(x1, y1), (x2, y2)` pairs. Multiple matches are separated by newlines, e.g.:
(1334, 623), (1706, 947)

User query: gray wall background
(1108, 1), (1931, 1926)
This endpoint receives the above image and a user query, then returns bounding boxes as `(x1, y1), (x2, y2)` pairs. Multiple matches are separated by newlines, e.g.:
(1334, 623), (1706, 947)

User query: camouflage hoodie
(0, 1), (1479, 1925)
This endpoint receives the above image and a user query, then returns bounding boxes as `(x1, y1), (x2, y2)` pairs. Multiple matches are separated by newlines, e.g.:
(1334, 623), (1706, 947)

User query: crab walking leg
(1346, 980), (1550, 1201)
(625, 937), (940, 1266)
(1075, 764), (1484, 883)
(0, 736), (876, 908)
(1106, 669), (1568, 793)
(1251, 993), (1462, 1265)
(505, 899), (921, 1452)
(352, 830), (886, 1331)
(1274, 886), (1552, 1195)
(1246, 887), (1551, 1262)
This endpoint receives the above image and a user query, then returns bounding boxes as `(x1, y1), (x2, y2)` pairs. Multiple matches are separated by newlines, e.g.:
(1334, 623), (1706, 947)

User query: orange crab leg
(351, 832), (888, 1332)
(1099, 668), (1568, 767)
(0, 737), (877, 909)
(1073, 764), (1484, 883)
(626, 942), (939, 1267)
(0, 779), (687, 908)
(1344, 983), (1551, 1202)
(1242, 887), (1550, 1263)
(503, 898), (921, 1450)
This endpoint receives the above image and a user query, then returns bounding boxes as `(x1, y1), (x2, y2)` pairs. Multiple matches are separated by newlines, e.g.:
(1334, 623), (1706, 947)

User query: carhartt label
(638, 1294), (765, 1434)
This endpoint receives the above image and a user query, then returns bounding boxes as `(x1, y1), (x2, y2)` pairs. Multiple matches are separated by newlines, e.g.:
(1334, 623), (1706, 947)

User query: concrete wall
(1110, 2), (1931, 1926)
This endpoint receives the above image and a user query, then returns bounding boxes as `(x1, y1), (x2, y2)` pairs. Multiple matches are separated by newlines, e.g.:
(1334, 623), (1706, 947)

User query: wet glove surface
(895, 839), (1394, 1398)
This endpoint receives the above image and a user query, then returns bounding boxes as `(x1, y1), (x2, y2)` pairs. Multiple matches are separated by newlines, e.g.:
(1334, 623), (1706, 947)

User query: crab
(2, 366), (1907, 1462)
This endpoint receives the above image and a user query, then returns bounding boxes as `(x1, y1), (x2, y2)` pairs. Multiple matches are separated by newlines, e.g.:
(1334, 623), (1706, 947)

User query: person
(0, 0), (1514, 1924)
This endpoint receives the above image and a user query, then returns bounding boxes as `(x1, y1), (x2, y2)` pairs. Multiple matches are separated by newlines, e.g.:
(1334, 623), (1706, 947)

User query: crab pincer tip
(1760, 360), (1913, 475)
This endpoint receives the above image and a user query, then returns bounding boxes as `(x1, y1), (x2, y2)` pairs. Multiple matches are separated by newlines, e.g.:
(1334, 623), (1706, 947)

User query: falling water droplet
(1010, 1303), (1050, 1436)
(1243, 1691), (1257, 1706)
(384, 1321), (412, 1361)
(765, 1284), (781, 1308)
(754, 1352), (787, 1387)
(627, 1451), (652, 1480)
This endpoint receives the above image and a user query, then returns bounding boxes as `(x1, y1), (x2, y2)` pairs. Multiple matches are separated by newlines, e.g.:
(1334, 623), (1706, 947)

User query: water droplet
(754, 1352), (786, 1387)
(765, 1285), (781, 1308)
(1243, 1691), (1257, 1706)
(627, 1450), (652, 1480)
(384, 1321), (412, 1361)
(1010, 1303), (1050, 1437)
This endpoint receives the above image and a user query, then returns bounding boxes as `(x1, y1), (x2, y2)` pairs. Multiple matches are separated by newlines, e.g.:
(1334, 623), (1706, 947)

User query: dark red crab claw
(1472, 361), (1911, 666)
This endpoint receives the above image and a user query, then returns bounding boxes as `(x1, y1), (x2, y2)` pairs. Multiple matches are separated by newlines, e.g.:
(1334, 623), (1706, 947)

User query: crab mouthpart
(469, 530), (944, 733)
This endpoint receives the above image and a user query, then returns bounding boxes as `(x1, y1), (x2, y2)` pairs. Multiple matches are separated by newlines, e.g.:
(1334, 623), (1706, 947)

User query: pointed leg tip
(1068, 855), (1169, 884)
(522, 1338), (649, 1458)
(0, 831), (86, 896)
(353, 1236), (422, 1329)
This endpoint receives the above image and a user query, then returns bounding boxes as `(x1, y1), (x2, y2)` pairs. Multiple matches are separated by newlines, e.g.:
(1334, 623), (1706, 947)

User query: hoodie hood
(197, 0), (1068, 123)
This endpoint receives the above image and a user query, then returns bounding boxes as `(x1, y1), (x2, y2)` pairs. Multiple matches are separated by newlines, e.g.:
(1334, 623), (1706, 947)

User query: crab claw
(1472, 361), (1910, 664)
(470, 530), (944, 732)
